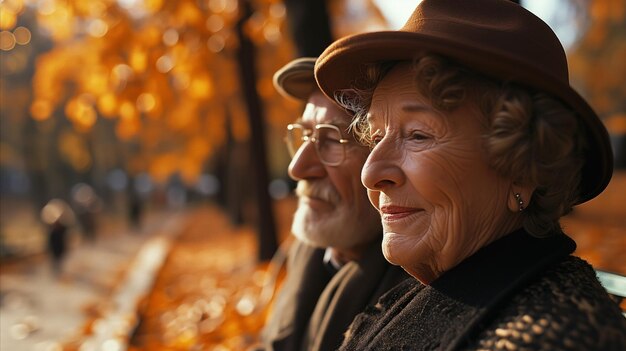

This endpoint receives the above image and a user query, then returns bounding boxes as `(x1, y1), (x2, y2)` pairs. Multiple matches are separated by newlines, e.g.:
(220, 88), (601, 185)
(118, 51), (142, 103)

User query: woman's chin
(382, 232), (416, 266)
(381, 233), (399, 266)
(382, 231), (435, 282)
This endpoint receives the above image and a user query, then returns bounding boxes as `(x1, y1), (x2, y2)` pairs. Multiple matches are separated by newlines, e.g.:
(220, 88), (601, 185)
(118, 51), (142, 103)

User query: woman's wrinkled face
(362, 62), (515, 283)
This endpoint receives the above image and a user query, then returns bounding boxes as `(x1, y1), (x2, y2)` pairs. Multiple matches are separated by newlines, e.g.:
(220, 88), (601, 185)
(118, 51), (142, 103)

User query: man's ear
(508, 183), (535, 213)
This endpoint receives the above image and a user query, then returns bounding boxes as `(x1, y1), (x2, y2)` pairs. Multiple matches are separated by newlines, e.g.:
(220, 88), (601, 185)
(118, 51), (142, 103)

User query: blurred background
(0, 0), (624, 350)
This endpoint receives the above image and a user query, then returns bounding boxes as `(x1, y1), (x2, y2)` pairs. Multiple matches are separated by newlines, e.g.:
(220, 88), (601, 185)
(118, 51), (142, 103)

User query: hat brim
(273, 57), (317, 102)
(315, 31), (613, 204)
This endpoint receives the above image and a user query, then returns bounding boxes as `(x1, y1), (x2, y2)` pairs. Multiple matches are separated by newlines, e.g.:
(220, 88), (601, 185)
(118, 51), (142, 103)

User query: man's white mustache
(295, 181), (341, 205)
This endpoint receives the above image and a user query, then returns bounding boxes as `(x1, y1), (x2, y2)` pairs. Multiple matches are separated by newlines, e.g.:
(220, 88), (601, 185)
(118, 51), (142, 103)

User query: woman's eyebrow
(365, 102), (436, 124)
(402, 102), (435, 114)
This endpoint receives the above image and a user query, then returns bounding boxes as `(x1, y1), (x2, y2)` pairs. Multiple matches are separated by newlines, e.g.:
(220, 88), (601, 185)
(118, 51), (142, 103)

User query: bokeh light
(0, 30), (16, 51)
(87, 19), (108, 37)
(155, 55), (174, 73)
(13, 26), (31, 45)
(206, 15), (225, 32)
(207, 34), (225, 53)
(162, 28), (179, 46)
(40, 199), (73, 225)
(0, 7), (18, 30)
(136, 93), (156, 112)
(30, 99), (53, 120)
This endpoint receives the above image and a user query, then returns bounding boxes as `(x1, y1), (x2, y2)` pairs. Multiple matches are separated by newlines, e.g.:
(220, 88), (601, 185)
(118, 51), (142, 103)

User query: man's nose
(288, 141), (327, 181)
(361, 137), (404, 191)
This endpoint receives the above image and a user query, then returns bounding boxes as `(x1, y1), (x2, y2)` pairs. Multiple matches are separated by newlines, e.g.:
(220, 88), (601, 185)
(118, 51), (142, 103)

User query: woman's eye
(410, 132), (429, 141)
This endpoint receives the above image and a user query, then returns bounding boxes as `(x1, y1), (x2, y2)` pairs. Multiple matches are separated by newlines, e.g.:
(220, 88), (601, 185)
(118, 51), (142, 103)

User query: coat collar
(344, 228), (577, 350)
(432, 228), (576, 302)
(431, 228), (577, 350)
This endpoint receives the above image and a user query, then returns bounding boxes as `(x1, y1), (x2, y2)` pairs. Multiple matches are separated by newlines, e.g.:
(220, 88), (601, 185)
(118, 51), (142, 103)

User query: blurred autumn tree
(569, 0), (625, 116)
(2, 0), (302, 256)
(568, 0), (626, 167)
(23, 0), (294, 178)
(0, 0), (387, 258)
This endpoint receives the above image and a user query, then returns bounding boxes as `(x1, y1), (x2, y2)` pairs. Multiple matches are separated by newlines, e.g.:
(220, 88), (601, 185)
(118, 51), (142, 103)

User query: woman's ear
(508, 183), (535, 213)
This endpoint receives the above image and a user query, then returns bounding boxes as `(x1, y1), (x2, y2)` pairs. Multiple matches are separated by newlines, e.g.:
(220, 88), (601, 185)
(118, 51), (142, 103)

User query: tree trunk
(283, 0), (334, 56)
(235, 0), (278, 261)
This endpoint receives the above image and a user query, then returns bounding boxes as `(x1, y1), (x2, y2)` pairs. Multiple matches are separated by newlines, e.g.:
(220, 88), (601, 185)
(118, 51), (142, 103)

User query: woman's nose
(288, 141), (327, 181)
(361, 138), (404, 191)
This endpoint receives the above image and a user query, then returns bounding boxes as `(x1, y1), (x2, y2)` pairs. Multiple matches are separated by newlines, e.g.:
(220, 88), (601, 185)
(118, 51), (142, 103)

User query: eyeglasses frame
(285, 123), (350, 166)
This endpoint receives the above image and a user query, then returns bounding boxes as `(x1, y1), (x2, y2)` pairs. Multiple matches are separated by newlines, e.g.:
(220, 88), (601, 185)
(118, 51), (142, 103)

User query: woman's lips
(379, 205), (421, 221)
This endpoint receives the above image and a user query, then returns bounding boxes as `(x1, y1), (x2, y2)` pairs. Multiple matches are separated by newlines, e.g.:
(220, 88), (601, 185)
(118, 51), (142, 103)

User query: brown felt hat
(315, 0), (613, 204)
(273, 57), (317, 101)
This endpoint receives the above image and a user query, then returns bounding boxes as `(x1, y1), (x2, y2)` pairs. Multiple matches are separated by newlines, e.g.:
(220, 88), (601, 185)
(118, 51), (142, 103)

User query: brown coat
(261, 238), (411, 351)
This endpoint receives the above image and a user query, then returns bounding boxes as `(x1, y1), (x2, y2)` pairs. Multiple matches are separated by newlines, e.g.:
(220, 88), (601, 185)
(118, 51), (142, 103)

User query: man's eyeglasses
(285, 123), (350, 166)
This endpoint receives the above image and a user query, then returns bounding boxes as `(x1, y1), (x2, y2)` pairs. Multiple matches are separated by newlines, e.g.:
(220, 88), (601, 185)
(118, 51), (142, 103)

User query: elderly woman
(315, 0), (626, 349)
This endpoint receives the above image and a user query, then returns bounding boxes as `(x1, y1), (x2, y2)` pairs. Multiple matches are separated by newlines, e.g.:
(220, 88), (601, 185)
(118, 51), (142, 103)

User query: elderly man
(260, 58), (410, 351)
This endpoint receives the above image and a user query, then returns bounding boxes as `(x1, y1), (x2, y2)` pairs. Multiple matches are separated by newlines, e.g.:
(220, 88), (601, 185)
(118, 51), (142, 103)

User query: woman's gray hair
(336, 54), (585, 237)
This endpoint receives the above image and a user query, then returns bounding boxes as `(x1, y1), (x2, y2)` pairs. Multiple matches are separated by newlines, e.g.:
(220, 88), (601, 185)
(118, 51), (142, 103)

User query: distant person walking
(128, 189), (144, 231)
(47, 219), (68, 275)
(41, 199), (74, 276)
